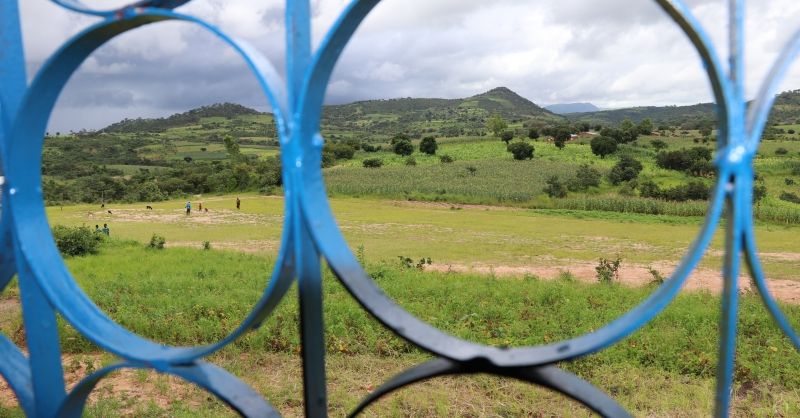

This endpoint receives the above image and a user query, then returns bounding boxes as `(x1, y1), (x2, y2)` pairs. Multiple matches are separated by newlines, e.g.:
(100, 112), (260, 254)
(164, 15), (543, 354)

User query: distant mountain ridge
(545, 103), (600, 114)
(98, 88), (800, 135)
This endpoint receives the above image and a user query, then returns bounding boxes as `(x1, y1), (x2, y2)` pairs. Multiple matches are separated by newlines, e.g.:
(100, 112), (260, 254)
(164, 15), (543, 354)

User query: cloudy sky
(17, 0), (800, 132)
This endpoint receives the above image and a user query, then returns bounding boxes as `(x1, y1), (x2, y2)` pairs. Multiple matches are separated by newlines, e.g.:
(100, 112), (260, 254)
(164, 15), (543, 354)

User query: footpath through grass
(2, 241), (799, 416)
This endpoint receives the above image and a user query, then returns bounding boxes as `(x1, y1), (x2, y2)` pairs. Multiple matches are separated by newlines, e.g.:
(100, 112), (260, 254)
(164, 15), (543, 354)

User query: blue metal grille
(0, 0), (796, 416)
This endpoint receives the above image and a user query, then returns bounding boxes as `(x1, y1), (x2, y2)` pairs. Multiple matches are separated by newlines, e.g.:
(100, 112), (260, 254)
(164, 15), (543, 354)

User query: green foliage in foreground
(51, 225), (105, 257)
(30, 242), (800, 392)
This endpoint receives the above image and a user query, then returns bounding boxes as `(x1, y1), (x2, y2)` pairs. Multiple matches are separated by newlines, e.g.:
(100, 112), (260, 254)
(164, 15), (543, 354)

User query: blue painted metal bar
(0, 0), (797, 416)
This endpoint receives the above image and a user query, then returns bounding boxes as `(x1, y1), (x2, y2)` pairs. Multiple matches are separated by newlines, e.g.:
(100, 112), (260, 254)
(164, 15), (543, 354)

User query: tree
(324, 142), (356, 160)
(699, 125), (713, 137)
(486, 114), (508, 137)
(393, 139), (414, 156)
(528, 128), (539, 140)
(618, 119), (639, 143)
(507, 142), (534, 160)
(500, 130), (514, 144)
(419, 136), (438, 155)
(544, 176), (567, 198)
(568, 164), (601, 191)
(553, 126), (571, 149)
(183, 156), (193, 163)
(390, 133), (410, 145)
(638, 118), (654, 135)
(590, 136), (617, 158)
(223, 134), (241, 159)
(608, 155), (643, 185)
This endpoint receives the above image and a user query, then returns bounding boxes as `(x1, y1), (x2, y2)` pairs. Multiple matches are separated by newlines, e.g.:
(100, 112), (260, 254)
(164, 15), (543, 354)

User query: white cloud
(14, 0), (800, 131)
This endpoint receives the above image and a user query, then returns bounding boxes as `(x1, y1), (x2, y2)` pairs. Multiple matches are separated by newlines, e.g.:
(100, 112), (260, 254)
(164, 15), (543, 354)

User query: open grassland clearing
(47, 194), (800, 293)
(1, 241), (800, 416)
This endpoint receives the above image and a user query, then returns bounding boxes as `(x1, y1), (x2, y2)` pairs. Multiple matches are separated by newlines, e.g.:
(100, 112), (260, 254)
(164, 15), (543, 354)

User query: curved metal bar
(0, 336), (34, 416)
(6, 9), (292, 365)
(302, 129), (728, 367)
(745, 26), (800, 151)
(50, 0), (193, 18)
(653, 0), (734, 147)
(57, 361), (280, 417)
(742, 199), (800, 350)
(348, 358), (629, 418)
(294, 0), (731, 370)
(501, 365), (632, 418)
(347, 358), (462, 417)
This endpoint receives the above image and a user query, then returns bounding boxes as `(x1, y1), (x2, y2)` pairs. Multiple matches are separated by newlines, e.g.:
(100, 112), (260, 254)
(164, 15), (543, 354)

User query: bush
(590, 136), (617, 158)
(51, 225), (104, 257)
(362, 143), (378, 152)
(393, 139), (414, 156)
(202, 241), (211, 250)
(506, 141), (534, 160)
(500, 131), (514, 144)
(321, 150), (336, 168)
(362, 158), (383, 168)
(568, 164), (601, 191)
(776, 147), (789, 155)
(405, 156), (417, 166)
(596, 257), (621, 284)
(608, 155), (643, 185)
(324, 142), (356, 160)
(650, 139), (668, 150)
(148, 234), (166, 250)
(528, 128), (539, 139)
(780, 192), (800, 204)
(544, 175), (567, 198)
(656, 147), (712, 174)
(419, 136), (438, 155)
(786, 178), (795, 186)
(439, 154), (454, 164)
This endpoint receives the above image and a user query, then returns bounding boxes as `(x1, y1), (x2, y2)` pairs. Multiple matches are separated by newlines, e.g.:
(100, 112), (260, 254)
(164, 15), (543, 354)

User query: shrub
(590, 136), (617, 158)
(439, 154), (454, 164)
(393, 139), (414, 156)
(51, 225), (104, 257)
(780, 192), (800, 204)
(650, 139), (668, 150)
(528, 128), (539, 140)
(362, 143), (378, 152)
(324, 142), (356, 160)
(362, 158), (383, 168)
(466, 165), (477, 176)
(568, 164), (601, 191)
(419, 136), (438, 155)
(786, 178), (795, 186)
(405, 156), (417, 166)
(321, 150), (336, 168)
(596, 257), (621, 284)
(608, 155), (643, 185)
(500, 131), (514, 144)
(656, 147), (712, 174)
(506, 141), (534, 160)
(202, 241), (212, 250)
(148, 234), (166, 250)
(789, 129), (796, 134)
(544, 175), (567, 198)
(776, 147), (789, 155)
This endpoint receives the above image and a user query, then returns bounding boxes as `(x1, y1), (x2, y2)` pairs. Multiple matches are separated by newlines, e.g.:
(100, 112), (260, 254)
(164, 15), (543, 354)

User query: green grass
(44, 194), (800, 281)
(2, 242), (799, 416)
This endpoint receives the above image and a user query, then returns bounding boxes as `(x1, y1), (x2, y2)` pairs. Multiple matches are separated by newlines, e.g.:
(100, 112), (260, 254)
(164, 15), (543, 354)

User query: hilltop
(545, 103), (600, 114)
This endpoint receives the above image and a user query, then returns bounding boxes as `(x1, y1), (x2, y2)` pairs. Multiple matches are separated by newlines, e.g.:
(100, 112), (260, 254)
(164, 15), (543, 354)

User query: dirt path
(426, 262), (800, 304)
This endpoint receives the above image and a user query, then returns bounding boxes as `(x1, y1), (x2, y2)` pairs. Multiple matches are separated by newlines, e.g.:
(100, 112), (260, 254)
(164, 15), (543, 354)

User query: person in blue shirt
(185, 201), (191, 215)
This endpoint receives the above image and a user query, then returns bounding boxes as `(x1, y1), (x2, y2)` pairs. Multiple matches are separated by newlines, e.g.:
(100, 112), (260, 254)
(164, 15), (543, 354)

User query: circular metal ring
(50, 0), (193, 17)
(6, 9), (293, 365)
(295, 0), (733, 367)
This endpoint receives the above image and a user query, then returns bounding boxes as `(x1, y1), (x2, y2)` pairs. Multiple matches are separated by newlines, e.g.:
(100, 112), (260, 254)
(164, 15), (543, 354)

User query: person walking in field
(185, 201), (191, 215)
(236, 197), (241, 210)
(198, 202), (202, 211)
(102, 224), (109, 236)
(95, 225), (100, 233)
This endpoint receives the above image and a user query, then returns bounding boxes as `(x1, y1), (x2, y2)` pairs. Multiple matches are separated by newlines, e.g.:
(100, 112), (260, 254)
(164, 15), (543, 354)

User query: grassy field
(44, 194), (800, 283)
(1, 237), (800, 416)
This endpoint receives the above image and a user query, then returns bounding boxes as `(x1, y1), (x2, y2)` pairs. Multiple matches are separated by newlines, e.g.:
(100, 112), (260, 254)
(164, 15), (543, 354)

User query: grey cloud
(17, 0), (800, 132)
